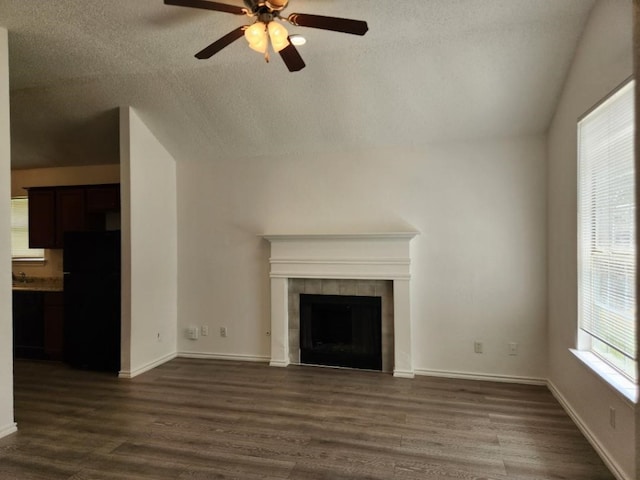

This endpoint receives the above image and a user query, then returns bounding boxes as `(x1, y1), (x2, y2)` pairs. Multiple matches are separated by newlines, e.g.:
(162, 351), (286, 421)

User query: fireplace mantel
(262, 231), (419, 378)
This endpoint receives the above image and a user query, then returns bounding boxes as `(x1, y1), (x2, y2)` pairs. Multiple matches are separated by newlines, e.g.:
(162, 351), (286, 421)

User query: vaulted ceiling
(0, 0), (595, 170)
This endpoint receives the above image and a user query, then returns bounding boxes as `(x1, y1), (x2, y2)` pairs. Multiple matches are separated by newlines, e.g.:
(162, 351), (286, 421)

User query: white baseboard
(178, 351), (270, 363)
(269, 359), (289, 367)
(547, 381), (630, 480)
(0, 422), (17, 439)
(414, 368), (546, 386)
(393, 369), (415, 379)
(119, 351), (178, 379)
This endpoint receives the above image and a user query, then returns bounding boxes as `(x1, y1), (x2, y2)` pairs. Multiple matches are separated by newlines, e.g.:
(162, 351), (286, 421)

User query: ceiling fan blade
(279, 41), (305, 72)
(286, 13), (368, 36)
(195, 26), (246, 59)
(164, 0), (246, 15)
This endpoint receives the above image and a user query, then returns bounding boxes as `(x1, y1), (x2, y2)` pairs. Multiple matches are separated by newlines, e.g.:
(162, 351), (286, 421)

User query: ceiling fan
(164, 0), (369, 72)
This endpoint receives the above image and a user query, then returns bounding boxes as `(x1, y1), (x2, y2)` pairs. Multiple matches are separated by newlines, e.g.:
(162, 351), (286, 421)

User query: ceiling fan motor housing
(244, 0), (289, 13)
(265, 0), (289, 11)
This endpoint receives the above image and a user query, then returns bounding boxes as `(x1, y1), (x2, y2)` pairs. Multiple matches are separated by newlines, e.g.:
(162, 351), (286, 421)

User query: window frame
(10, 196), (45, 263)
(576, 76), (637, 386)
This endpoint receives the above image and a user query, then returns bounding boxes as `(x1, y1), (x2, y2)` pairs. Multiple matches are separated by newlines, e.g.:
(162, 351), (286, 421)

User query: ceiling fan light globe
(268, 21), (289, 52)
(244, 21), (267, 47)
(248, 41), (268, 53)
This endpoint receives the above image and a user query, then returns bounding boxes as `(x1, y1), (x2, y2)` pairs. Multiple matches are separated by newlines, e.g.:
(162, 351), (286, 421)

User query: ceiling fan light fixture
(268, 21), (290, 52)
(244, 21), (268, 53)
(165, 0), (369, 72)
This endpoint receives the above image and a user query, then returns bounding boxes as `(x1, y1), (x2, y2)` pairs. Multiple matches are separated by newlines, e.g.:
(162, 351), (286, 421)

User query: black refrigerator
(63, 230), (121, 373)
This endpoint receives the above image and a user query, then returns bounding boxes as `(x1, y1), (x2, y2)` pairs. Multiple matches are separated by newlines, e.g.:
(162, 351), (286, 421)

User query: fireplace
(263, 232), (418, 378)
(300, 294), (382, 371)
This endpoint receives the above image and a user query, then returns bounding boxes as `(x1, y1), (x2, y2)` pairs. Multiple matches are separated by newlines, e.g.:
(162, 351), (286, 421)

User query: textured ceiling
(0, 0), (595, 169)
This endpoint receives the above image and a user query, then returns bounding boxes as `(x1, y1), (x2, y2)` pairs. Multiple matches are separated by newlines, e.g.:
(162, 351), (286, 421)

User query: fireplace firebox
(300, 294), (382, 371)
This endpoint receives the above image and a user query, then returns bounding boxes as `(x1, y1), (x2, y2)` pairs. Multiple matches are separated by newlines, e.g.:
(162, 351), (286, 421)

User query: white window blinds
(11, 197), (44, 259)
(578, 79), (636, 378)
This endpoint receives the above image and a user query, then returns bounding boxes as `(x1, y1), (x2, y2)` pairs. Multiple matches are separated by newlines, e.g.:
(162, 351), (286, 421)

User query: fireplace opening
(300, 294), (382, 371)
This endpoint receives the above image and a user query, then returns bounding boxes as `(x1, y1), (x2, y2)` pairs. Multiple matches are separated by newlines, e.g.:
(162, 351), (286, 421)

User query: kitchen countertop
(12, 277), (63, 292)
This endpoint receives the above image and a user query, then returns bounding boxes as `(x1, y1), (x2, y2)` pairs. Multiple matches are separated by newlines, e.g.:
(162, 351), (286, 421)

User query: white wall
(547, 1), (634, 479)
(0, 26), (16, 439)
(120, 106), (177, 378)
(177, 135), (548, 381)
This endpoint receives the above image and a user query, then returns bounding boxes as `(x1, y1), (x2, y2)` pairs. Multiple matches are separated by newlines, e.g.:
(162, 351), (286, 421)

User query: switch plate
(186, 326), (199, 340)
(509, 342), (518, 356)
(474, 341), (483, 354)
(220, 327), (227, 338)
(201, 325), (209, 336)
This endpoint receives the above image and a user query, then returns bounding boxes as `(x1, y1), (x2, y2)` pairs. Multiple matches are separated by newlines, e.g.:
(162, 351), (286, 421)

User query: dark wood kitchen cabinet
(13, 291), (44, 359)
(86, 184), (120, 212)
(27, 184), (120, 249)
(43, 292), (64, 361)
(28, 188), (56, 248)
(13, 290), (64, 361)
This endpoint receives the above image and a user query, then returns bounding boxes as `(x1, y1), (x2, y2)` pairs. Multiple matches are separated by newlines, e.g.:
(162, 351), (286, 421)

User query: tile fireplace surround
(262, 232), (419, 378)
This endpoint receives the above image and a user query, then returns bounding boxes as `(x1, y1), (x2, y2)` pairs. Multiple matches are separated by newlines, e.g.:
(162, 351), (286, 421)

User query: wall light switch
(186, 326), (199, 340)
(201, 325), (209, 336)
(474, 341), (483, 354)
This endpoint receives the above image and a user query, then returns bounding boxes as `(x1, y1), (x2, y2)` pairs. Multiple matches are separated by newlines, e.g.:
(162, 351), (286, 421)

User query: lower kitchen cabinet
(44, 292), (64, 361)
(13, 290), (64, 361)
(13, 291), (44, 359)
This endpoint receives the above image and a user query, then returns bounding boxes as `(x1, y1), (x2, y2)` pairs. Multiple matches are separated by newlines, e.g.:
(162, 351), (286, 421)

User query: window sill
(570, 349), (637, 404)
(12, 257), (45, 266)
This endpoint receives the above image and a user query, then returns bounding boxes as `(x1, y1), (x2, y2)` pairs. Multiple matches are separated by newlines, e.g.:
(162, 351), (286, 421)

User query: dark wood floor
(0, 358), (614, 480)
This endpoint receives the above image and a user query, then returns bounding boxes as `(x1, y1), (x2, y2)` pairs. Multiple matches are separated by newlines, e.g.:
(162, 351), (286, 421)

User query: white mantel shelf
(262, 231), (419, 378)
(262, 232), (420, 240)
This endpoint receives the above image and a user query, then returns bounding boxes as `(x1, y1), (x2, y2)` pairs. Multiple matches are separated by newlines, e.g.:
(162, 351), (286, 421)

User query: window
(578, 79), (636, 382)
(11, 197), (44, 260)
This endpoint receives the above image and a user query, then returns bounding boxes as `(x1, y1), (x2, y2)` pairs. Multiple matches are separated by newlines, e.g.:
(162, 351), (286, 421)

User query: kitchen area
(11, 165), (122, 373)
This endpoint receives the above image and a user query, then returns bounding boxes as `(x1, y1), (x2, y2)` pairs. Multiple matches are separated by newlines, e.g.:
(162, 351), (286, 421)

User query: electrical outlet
(474, 341), (483, 354)
(509, 342), (518, 356)
(220, 327), (227, 338)
(201, 325), (209, 336)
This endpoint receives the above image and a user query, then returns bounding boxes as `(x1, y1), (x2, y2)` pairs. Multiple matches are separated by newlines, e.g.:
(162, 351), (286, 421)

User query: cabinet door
(13, 291), (44, 359)
(86, 185), (120, 212)
(44, 292), (64, 361)
(28, 189), (56, 248)
(55, 188), (86, 247)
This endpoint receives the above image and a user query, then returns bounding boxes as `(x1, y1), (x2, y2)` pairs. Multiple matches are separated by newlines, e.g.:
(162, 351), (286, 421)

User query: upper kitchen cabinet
(86, 184), (120, 213)
(27, 184), (120, 249)
(28, 188), (56, 248)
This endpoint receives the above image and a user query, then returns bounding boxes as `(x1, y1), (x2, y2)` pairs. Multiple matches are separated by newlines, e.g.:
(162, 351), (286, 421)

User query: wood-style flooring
(0, 358), (615, 479)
